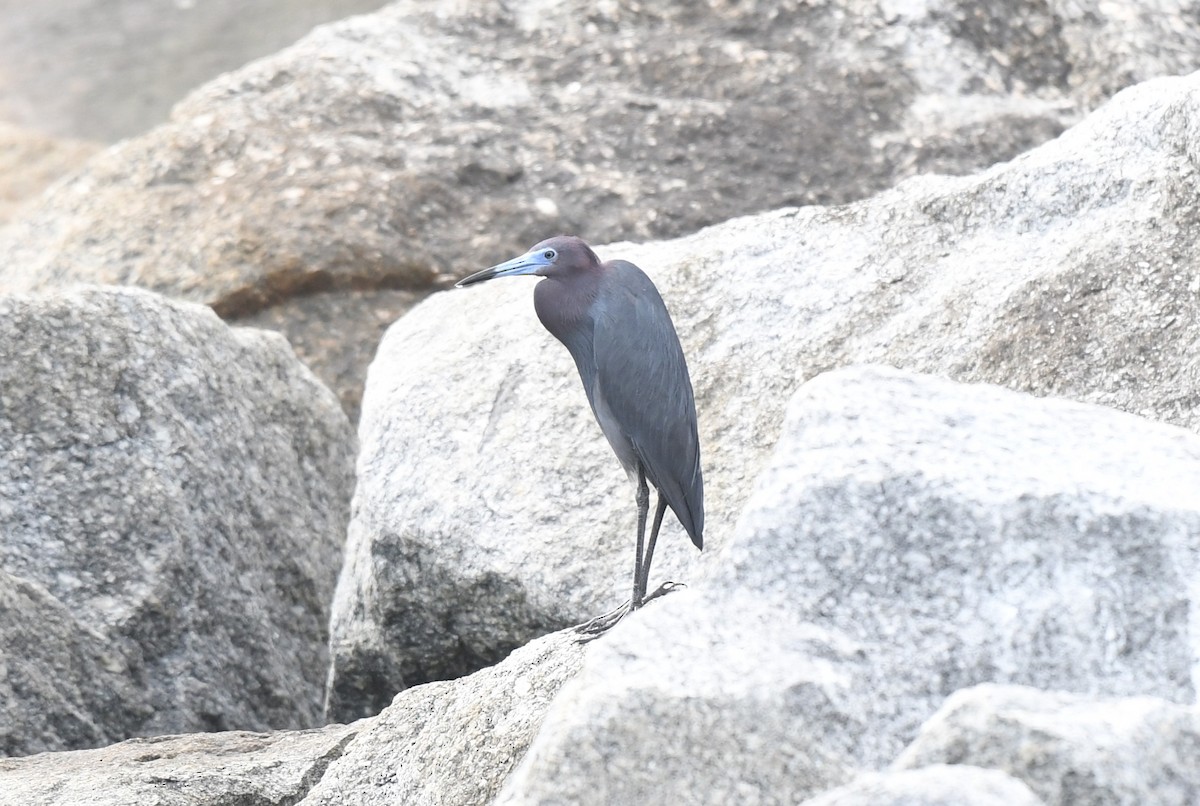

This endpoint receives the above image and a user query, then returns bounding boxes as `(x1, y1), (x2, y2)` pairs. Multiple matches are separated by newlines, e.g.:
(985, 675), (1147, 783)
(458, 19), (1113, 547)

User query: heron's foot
(572, 582), (686, 643)
(573, 600), (630, 641)
(641, 580), (685, 604)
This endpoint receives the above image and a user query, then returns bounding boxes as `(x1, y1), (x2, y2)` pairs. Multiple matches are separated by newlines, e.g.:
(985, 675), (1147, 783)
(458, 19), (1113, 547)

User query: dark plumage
(457, 235), (704, 631)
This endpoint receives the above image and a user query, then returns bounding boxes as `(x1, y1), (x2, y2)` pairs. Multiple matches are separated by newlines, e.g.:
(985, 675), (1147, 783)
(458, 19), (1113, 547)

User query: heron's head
(456, 235), (600, 287)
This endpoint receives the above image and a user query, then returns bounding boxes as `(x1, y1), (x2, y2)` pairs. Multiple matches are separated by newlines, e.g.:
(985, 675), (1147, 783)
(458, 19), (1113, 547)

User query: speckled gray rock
(0, 628), (583, 806)
(327, 70), (1200, 719)
(302, 631), (585, 806)
(494, 366), (1200, 805)
(497, 601), (871, 805)
(3, 0), (1198, 417)
(800, 766), (1046, 806)
(894, 684), (1200, 806)
(721, 367), (1200, 753)
(0, 723), (360, 806)
(0, 569), (144, 757)
(0, 287), (355, 755)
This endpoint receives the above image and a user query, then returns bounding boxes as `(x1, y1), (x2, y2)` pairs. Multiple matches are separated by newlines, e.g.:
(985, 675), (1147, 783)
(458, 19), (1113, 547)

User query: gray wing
(591, 261), (704, 548)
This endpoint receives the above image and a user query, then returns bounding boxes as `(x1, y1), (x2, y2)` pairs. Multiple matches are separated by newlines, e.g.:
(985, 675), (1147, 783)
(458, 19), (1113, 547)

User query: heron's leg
(636, 494), (668, 605)
(630, 464), (650, 611)
(574, 464), (655, 640)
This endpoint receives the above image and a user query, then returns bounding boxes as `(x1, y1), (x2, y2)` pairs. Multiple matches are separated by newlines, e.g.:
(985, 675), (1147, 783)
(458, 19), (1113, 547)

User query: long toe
(641, 580), (685, 605)
(573, 601), (631, 641)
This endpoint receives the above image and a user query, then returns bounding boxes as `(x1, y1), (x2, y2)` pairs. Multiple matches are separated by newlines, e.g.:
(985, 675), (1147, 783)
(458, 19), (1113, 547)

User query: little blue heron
(457, 235), (704, 634)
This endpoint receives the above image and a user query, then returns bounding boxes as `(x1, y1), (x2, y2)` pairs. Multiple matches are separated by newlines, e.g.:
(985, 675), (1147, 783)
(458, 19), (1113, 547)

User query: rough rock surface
(3, 0), (1198, 415)
(495, 366), (1200, 804)
(800, 765), (1046, 806)
(303, 631), (584, 805)
(0, 123), (99, 223)
(0, 724), (360, 806)
(0, 0), (387, 141)
(0, 569), (144, 757)
(894, 684), (1200, 806)
(0, 629), (583, 806)
(498, 602), (870, 805)
(327, 69), (1200, 718)
(0, 287), (355, 755)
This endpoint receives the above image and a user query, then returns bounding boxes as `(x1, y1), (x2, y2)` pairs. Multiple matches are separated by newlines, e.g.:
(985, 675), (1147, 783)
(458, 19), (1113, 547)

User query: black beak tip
(456, 268), (500, 288)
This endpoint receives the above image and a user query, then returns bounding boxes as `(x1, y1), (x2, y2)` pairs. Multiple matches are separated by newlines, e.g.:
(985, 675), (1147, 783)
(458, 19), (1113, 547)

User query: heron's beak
(456, 249), (551, 288)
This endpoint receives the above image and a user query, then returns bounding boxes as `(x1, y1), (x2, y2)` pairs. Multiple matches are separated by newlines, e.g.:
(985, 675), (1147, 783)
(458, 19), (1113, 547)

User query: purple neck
(533, 263), (604, 346)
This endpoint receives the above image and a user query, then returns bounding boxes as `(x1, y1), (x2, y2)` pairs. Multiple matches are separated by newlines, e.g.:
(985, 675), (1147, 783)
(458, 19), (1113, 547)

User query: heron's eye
(543, 250), (556, 260)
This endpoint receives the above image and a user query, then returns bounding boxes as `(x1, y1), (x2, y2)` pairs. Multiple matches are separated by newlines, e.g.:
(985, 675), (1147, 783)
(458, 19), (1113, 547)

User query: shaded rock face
(895, 684), (1200, 806)
(0, 629), (583, 806)
(235, 287), (425, 421)
(2, 0), (1198, 417)
(0, 569), (145, 757)
(495, 366), (1200, 804)
(327, 69), (1200, 719)
(0, 287), (355, 756)
(0, 0), (387, 142)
